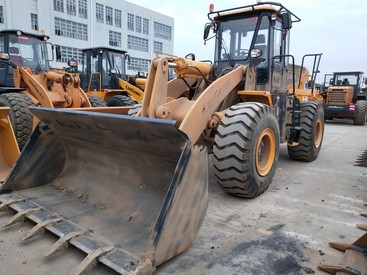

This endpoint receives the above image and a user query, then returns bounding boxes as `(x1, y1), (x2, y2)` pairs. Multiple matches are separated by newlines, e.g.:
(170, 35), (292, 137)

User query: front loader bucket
(318, 233), (367, 275)
(0, 107), (209, 274)
(0, 107), (20, 182)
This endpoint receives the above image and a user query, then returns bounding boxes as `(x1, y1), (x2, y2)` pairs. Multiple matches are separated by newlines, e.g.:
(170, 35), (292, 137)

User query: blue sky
(128, 0), (367, 83)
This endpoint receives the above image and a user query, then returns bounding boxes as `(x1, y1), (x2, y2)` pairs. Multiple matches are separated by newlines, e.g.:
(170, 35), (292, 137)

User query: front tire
(0, 93), (33, 150)
(213, 102), (280, 198)
(288, 101), (324, 161)
(353, 100), (366, 125)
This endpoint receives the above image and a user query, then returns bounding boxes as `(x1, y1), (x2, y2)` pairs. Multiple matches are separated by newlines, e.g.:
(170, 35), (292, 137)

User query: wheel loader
(80, 47), (146, 106)
(0, 29), (106, 151)
(0, 3), (324, 274)
(320, 71), (367, 125)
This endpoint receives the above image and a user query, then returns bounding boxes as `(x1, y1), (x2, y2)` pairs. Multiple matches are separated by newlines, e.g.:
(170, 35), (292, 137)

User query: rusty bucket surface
(0, 107), (209, 274)
(0, 107), (19, 182)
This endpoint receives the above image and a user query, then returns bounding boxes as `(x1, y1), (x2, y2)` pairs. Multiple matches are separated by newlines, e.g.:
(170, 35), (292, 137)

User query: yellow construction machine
(0, 3), (325, 274)
(0, 30), (106, 151)
(321, 71), (367, 125)
(80, 47), (146, 106)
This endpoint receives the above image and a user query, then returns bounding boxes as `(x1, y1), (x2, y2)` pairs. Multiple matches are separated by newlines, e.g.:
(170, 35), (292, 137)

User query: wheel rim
(314, 117), (323, 149)
(255, 128), (276, 176)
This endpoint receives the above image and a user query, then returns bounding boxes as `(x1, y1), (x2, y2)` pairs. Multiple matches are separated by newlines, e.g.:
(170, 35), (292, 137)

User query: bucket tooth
(318, 264), (361, 275)
(360, 212), (367, 217)
(2, 206), (41, 227)
(0, 196), (24, 211)
(44, 230), (85, 257)
(356, 224), (367, 231)
(22, 217), (62, 240)
(72, 245), (114, 275)
(329, 241), (352, 252)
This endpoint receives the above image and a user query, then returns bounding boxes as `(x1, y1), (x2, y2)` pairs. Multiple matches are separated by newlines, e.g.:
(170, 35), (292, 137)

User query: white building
(0, 0), (174, 74)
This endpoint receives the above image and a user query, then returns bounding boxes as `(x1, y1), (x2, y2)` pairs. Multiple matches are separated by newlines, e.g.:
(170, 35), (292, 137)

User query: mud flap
(0, 107), (209, 274)
(0, 107), (20, 183)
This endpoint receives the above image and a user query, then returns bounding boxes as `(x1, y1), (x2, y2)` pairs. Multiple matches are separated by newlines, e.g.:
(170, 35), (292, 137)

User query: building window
(78, 0), (87, 18)
(135, 16), (142, 33)
(31, 14), (38, 31)
(154, 41), (163, 53)
(54, 0), (64, 12)
(66, 0), (76, 15)
(0, 6), (4, 24)
(55, 17), (88, 40)
(109, 31), (121, 47)
(96, 3), (104, 23)
(59, 46), (82, 63)
(115, 9), (121, 27)
(127, 13), (134, 31)
(127, 35), (148, 52)
(128, 57), (149, 72)
(154, 22), (172, 40)
(143, 18), (149, 35)
(106, 6), (113, 25)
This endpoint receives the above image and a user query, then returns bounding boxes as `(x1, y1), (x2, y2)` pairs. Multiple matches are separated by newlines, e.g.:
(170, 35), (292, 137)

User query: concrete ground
(0, 118), (366, 275)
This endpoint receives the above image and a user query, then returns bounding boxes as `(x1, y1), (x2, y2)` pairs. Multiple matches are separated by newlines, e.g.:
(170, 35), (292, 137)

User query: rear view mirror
(203, 23), (216, 40)
(203, 23), (211, 40)
(0, 52), (10, 60)
(282, 12), (292, 30)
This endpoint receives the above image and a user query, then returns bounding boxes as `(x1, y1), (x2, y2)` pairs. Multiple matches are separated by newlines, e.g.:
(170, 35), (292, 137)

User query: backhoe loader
(0, 29), (106, 151)
(80, 47), (145, 106)
(0, 3), (324, 274)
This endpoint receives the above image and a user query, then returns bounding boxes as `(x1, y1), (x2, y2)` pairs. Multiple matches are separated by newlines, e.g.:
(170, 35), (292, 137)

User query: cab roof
(0, 29), (49, 40)
(208, 1), (300, 23)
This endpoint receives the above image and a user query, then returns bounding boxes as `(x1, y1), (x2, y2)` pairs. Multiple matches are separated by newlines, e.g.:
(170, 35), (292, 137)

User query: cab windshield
(333, 73), (358, 86)
(8, 34), (50, 71)
(220, 15), (269, 63)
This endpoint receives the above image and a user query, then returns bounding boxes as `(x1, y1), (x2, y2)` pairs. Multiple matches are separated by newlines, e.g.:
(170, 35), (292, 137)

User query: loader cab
(0, 30), (54, 88)
(330, 72), (365, 98)
(205, 3), (300, 87)
(80, 47), (128, 91)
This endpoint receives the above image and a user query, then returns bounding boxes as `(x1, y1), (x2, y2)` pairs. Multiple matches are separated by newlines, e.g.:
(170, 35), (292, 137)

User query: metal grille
(327, 89), (348, 104)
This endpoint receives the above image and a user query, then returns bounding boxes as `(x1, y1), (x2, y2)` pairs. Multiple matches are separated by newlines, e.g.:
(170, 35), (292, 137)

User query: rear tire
(87, 95), (106, 107)
(106, 95), (135, 106)
(288, 101), (324, 161)
(353, 100), (366, 125)
(213, 102), (280, 198)
(0, 93), (33, 150)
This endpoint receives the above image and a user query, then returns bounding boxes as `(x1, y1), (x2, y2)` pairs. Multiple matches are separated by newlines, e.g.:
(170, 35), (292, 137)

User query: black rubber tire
(213, 102), (280, 198)
(106, 95), (135, 106)
(288, 101), (324, 162)
(87, 95), (106, 107)
(353, 100), (366, 125)
(127, 103), (142, 116)
(0, 93), (33, 150)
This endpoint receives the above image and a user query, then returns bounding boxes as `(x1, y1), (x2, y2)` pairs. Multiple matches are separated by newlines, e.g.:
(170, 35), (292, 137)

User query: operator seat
(9, 47), (24, 67)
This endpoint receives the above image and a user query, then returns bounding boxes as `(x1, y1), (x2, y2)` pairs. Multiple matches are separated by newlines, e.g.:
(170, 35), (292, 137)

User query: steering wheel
(235, 49), (249, 57)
